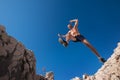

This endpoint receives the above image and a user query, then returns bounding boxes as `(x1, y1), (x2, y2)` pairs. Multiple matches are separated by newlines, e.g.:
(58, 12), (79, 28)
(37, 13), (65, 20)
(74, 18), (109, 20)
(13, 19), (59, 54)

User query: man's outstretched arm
(69, 19), (78, 29)
(58, 33), (66, 38)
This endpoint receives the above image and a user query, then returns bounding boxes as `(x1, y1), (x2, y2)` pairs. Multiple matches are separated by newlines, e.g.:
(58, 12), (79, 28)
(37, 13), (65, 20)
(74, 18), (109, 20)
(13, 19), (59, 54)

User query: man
(58, 19), (106, 63)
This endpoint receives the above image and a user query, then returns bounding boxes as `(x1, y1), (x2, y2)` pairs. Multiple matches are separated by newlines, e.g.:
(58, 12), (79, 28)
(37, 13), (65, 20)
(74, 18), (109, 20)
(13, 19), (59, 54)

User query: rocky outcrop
(45, 71), (54, 80)
(71, 77), (81, 80)
(72, 42), (120, 80)
(0, 25), (49, 80)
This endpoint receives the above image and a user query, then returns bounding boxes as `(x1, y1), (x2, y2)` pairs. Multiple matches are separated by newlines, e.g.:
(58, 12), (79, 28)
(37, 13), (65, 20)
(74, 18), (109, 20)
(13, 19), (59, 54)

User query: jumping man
(58, 19), (106, 63)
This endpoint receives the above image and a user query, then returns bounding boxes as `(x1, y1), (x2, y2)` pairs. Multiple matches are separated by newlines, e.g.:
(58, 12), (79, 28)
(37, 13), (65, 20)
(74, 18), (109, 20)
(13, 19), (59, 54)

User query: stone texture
(45, 71), (54, 80)
(0, 25), (52, 80)
(71, 77), (81, 80)
(0, 46), (7, 57)
(72, 42), (120, 80)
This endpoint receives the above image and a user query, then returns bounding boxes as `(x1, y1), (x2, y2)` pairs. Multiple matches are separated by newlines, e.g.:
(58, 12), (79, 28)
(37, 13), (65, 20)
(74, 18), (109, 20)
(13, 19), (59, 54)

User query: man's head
(67, 24), (73, 29)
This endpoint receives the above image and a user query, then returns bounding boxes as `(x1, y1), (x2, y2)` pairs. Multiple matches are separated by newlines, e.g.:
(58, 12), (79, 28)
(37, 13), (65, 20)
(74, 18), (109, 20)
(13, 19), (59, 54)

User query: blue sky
(0, 0), (120, 80)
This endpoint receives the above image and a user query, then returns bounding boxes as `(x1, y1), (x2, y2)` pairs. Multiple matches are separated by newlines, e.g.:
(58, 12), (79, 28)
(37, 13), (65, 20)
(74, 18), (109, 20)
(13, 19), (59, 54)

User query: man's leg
(58, 34), (68, 47)
(82, 39), (101, 57)
(82, 39), (106, 63)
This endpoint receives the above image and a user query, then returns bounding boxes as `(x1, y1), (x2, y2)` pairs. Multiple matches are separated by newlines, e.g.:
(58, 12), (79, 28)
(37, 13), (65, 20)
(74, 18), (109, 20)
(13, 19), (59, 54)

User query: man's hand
(58, 34), (66, 38)
(69, 20), (73, 23)
(58, 33), (60, 37)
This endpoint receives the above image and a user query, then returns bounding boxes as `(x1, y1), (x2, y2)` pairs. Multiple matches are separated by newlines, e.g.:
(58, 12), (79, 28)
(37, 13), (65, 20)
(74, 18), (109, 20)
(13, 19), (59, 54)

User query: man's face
(67, 24), (72, 29)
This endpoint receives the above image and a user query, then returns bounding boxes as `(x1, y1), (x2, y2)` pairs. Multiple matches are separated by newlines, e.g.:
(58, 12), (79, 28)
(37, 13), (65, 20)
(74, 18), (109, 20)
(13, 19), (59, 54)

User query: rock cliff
(0, 25), (51, 80)
(71, 42), (120, 80)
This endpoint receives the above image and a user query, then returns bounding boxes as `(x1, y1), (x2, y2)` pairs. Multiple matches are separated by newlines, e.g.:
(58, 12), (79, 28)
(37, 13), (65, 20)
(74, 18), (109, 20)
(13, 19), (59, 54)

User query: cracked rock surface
(0, 25), (48, 80)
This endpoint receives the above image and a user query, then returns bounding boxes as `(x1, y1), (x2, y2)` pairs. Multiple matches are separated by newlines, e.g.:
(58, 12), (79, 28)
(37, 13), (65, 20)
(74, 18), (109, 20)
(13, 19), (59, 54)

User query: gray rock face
(0, 25), (48, 80)
(72, 42), (120, 80)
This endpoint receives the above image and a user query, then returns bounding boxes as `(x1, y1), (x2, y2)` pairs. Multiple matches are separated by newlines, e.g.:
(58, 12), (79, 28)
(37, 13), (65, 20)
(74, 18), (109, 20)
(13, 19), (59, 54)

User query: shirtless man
(58, 19), (106, 63)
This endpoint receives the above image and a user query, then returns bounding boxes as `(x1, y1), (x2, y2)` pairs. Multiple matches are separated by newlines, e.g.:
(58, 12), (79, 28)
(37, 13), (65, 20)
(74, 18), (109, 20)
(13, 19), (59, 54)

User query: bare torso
(68, 27), (80, 37)
(65, 27), (80, 42)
